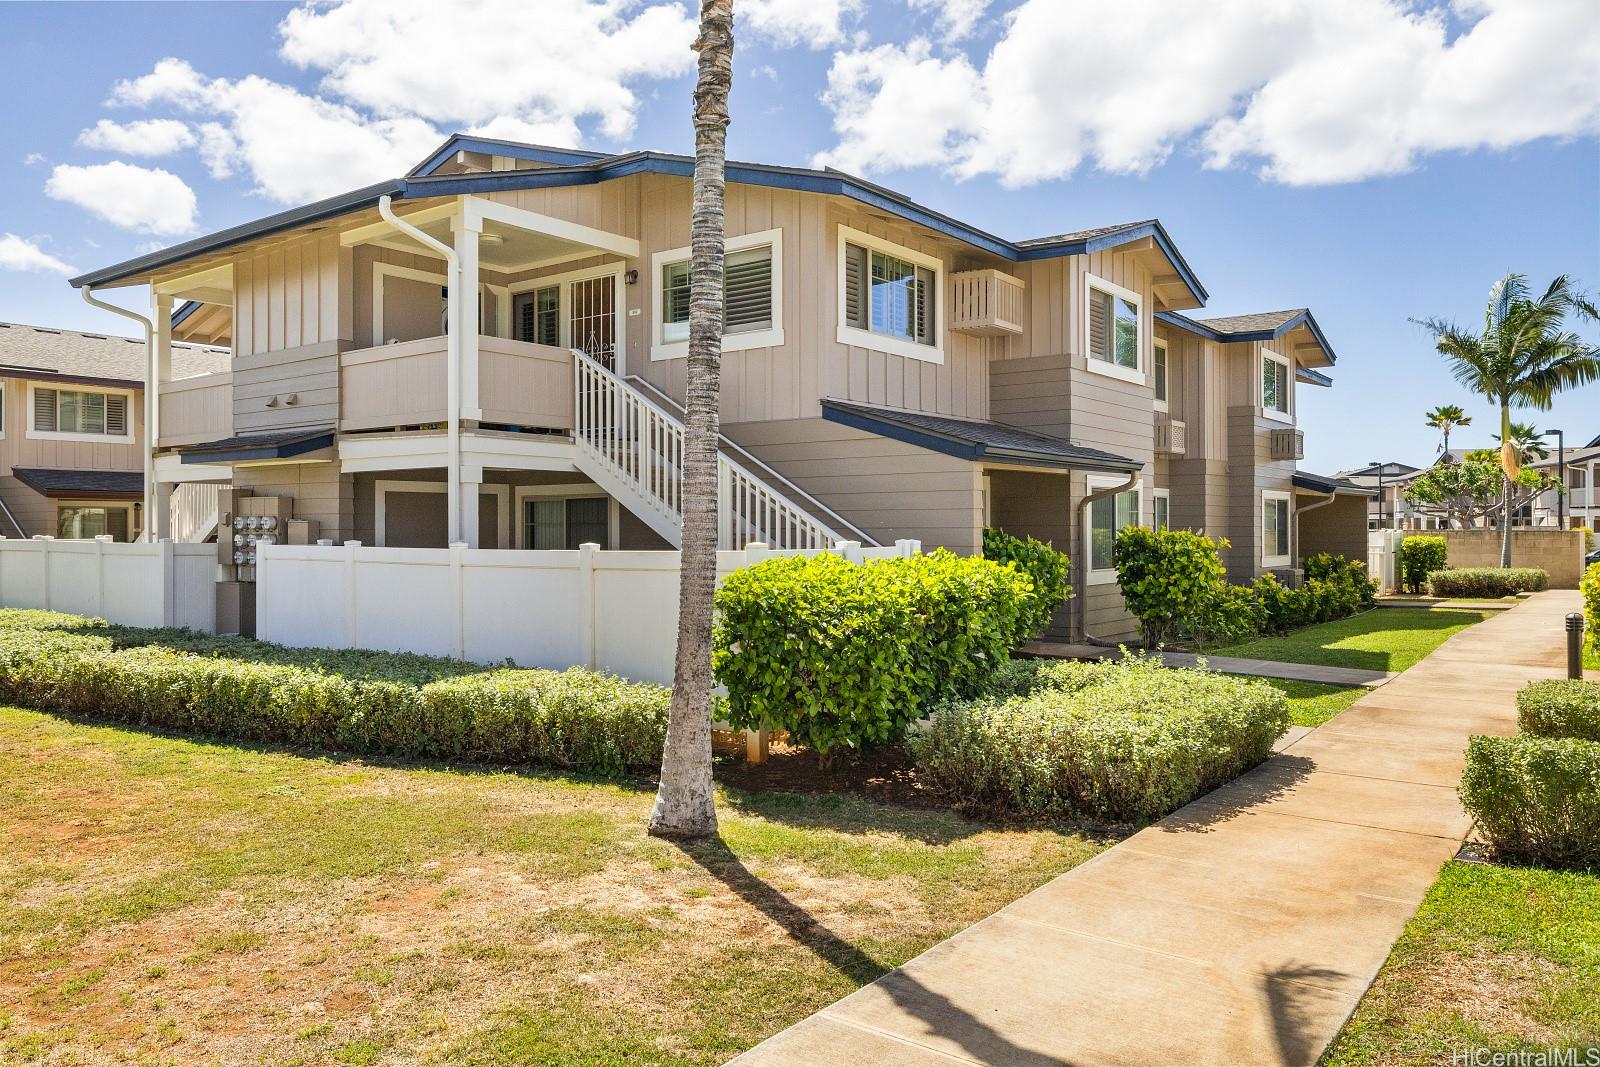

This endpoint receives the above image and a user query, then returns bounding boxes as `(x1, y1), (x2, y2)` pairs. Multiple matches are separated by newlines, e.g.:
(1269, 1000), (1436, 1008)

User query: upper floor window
(837, 225), (942, 364)
(513, 284), (561, 346)
(653, 228), (783, 360)
(1153, 339), (1169, 409)
(1261, 350), (1291, 420)
(31, 386), (131, 441)
(1084, 273), (1143, 384)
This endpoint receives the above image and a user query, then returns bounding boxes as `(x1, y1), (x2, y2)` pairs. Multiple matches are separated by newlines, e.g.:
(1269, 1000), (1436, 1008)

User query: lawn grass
(1257, 679), (1367, 727)
(1326, 860), (1600, 1065)
(1213, 608), (1494, 673)
(0, 706), (1105, 1065)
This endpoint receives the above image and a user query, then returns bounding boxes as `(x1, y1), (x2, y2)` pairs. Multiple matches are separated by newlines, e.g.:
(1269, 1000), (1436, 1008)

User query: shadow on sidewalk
(1153, 754), (1316, 834)
(678, 835), (1061, 1066)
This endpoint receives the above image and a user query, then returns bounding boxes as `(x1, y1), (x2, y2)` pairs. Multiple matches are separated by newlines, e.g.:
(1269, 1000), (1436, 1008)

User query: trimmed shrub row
(1518, 680), (1600, 743)
(713, 550), (1034, 753)
(912, 655), (1290, 823)
(1252, 554), (1377, 635)
(1583, 561), (1599, 656)
(1397, 535), (1448, 594)
(0, 612), (669, 776)
(1426, 567), (1548, 598)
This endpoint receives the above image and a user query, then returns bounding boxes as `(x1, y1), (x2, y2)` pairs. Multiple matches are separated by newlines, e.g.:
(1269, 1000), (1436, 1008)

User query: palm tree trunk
(648, 0), (732, 840)
(1501, 471), (1513, 567)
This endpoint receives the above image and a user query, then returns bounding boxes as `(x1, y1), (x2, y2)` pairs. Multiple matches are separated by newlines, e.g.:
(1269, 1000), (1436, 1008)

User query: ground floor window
(1088, 480), (1141, 577)
(1152, 489), (1170, 531)
(1262, 491), (1291, 566)
(57, 506), (129, 541)
(524, 496), (609, 550)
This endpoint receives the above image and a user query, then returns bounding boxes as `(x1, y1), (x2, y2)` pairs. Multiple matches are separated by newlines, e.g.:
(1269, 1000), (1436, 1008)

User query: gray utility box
(215, 581), (257, 638)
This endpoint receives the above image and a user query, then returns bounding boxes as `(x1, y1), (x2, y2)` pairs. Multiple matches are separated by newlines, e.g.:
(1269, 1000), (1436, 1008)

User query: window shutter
(1088, 289), (1109, 360)
(724, 247), (773, 334)
(914, 266), (934, 345)
(34, 388), (57, 432)
(843, 243), (868, 329)
(514, 292), (535, 342)
(105, 394), (128, 436)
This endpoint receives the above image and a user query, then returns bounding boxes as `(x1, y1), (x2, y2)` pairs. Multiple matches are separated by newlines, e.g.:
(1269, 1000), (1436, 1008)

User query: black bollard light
(1568, 612), (1587, 680)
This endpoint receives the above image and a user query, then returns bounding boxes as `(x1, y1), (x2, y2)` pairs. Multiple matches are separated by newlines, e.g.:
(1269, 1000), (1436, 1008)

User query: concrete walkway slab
(1020, 642), (1396, 687)
(733, 590), (1583, 1067)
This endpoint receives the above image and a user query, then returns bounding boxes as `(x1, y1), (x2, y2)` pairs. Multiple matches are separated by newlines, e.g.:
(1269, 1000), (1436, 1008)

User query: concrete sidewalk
(734, 591), (1582, 1067)
(1020, 641), (1396, 687)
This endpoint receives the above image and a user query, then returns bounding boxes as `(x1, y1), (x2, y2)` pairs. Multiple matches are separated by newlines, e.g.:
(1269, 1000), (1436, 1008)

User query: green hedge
(0, 612), (669, 776)
(911, 656), (1289, 822)
(1518, 679), (1600, 742)
(1112, 527), (1231, 647)
(1583, 561), (1599, 655)
(1252, 556), (1374, 635)
(713, 551), (1032, 753)
(1460, 735), (1600, 870)
(1396, 536), (1448, 594)
(1426, 567), (1549, 598)
(982, 527), (1072, 640)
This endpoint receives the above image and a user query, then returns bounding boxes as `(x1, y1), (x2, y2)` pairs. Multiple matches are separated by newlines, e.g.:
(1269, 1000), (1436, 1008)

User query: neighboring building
(0, 321), (227, 541)
(1334, 460), (1449, 530)
(70, 134), (1363, 639)
(1529, 441), (1600, 529)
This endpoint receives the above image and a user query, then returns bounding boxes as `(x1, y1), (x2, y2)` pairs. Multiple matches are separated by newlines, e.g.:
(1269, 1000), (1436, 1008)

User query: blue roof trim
(1297, 367), (1333, 388)
(171, 300), (202, 329)
(1155, 309), (1224, 340)
(1157, 309), (1339, 365)
(1016, 220), (1208, 304)
(408, 135), (610, 177)
(181, 432), (334, 465)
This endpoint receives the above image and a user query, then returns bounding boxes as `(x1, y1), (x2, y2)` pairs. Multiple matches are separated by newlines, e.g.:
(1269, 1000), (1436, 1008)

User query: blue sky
(1, 0), (1595, 475)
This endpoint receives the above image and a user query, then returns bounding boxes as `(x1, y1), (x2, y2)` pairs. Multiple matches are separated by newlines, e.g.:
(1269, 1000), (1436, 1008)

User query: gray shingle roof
(1015, 220), (1160, 248)
(1194, 309), (1308, 333)
(0, 321), (229, 385)
(11, 467), (143, 498)
(1292, 471), (1375, 496)
(821, 399), (1141, 473)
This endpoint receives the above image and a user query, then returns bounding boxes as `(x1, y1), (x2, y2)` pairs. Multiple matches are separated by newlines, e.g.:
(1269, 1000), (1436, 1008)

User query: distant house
(0, 322), (227, 540)
(1334, 460), (1438, 530)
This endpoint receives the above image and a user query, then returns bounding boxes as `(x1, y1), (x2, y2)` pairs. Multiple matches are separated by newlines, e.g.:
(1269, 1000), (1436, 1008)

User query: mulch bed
(713, 739), (936, 809)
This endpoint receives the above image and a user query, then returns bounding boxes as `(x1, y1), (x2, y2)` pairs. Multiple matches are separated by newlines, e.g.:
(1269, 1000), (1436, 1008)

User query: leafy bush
(1426, 567), (1549, 598)
(912, 656), (1289, 822)
(1460, 734), (1600, 870)
(1583, 561), (1599, 656)
(1188, 582), (1265, 648)
(1396, 536), (1448, 594)
(1304, 553), (1377, 610)
(0, 611), (668, 775)
(1113, 527), (1230, 647)
(983, 527), (1072, 639)
(713, 551), (1032, 753)
(1518, 679), (1600, 742)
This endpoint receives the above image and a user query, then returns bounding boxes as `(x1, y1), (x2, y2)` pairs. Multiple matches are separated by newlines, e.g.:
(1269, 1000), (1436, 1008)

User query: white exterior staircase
(170, 481), (221, 543)
(571, 351), (872, 550)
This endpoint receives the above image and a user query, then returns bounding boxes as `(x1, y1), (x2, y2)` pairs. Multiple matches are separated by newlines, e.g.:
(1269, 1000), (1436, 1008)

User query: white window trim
(513, 483), (620, 549)
(506, 261), (629, 375)
(26, 382), (136, 445)
(1152, 337), (1169, 412)
(651, 228), (784, 361)
(371, 261), (506, 345)
(373, 479), (511, 548)
(1260, 347), (1294, 424)
(1083, 272), (1145, 386)
(1262, 489), (1292, 568)
(835, 224), (945, 365)
(1152, 487), (1171, 530)
(1086, 474), (1143, 585)
(0, 380), (6, 440)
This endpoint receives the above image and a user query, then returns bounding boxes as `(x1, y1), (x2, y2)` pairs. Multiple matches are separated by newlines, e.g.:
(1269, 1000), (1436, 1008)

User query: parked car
(1585, 545), (1600, 566)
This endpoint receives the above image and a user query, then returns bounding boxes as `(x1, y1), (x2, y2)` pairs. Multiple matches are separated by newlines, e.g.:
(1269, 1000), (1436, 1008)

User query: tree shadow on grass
(676, 834), (1064, 1066)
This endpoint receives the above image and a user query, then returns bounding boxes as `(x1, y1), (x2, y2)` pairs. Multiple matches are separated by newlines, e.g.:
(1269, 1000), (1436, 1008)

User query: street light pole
(1371, 460), (1386, 530)
(1542, 429), (1566, 529)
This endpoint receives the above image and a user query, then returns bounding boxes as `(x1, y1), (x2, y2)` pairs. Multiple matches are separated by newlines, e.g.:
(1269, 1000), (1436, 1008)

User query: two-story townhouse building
(69, 134), (1365, 640)
(0, 321), (227, 541)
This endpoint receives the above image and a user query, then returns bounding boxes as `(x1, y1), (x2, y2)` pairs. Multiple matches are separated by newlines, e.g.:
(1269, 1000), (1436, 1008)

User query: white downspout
(379, 194), (462, 543)
(1078, 469), (1139, 645)
(81, 286), (157, 542)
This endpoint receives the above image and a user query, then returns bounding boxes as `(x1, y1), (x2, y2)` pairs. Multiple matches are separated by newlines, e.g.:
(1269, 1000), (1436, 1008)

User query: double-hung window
(31, 386), (130, 440)
(653, 229), (782, 358)
(837, 226), (941, 362)
(1088, 478), (1142, 580)
(1262, 491), (1291, 566)
(1261, 350), (1291, 420)
(512, 284), (561, 346)
(1153, 339), (1168, 409)
(523, 496), (610, 550)
(1153, 488), (1170, 531)
(1085, 274), (1142, 383)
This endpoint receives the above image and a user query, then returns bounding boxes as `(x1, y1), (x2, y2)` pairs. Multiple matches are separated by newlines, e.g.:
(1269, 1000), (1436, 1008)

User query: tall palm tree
(649, 0), (733, 840)
(1423, 404), (1471, 454)
(1415, 274), (1600, 565)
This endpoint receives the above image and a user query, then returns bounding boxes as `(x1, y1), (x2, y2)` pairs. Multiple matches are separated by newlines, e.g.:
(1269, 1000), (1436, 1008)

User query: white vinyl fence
(257, 539), (920, 685)
(0, 537), (216, 631)
(1367, 528), (1403, 592)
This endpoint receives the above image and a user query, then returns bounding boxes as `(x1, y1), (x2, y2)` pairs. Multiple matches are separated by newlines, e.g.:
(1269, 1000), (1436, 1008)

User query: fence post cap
(343, 540), (363, 547)
(448, 540), (468, 549)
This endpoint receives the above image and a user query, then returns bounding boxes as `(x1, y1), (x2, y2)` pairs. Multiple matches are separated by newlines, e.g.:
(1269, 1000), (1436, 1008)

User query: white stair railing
(572, 351), (842, 550)
(170, 482), (221, 543)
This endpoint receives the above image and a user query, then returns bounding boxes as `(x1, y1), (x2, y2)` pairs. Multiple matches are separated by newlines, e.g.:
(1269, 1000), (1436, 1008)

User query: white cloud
(22, 153), (44, 166)
(44, 162), (198, 236)
(77, 118), (197, 157)
(195, 122), (239, 179)
(817, 0), (1600, 186)
(0, 234), (75, 275)
(907, 0), (990, 42)
(743, 0), (863, 48)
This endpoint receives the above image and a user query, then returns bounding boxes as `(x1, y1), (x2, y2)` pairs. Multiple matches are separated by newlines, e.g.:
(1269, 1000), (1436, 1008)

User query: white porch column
(461, 477), (481, 549)
(148, 292), (174, 542)
(453, 214), (483, 421)
(152, 481), (174, 540)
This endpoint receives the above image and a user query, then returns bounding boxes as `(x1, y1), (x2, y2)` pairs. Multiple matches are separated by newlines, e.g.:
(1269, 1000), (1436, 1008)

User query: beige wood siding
(234, 341), (344, 434)
(0, 375), (145, 477)
(231, 233), (351, 359)
(986, 469), (1074, 636)
(1299, 493), (1367, 563)
(479, 338), (573, 429)
(727, 416), (983, 554)
(158, 373), (233, 448)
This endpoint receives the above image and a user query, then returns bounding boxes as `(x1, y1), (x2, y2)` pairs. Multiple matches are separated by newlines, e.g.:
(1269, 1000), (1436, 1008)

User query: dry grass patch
(0, 706), (1103, 1065)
